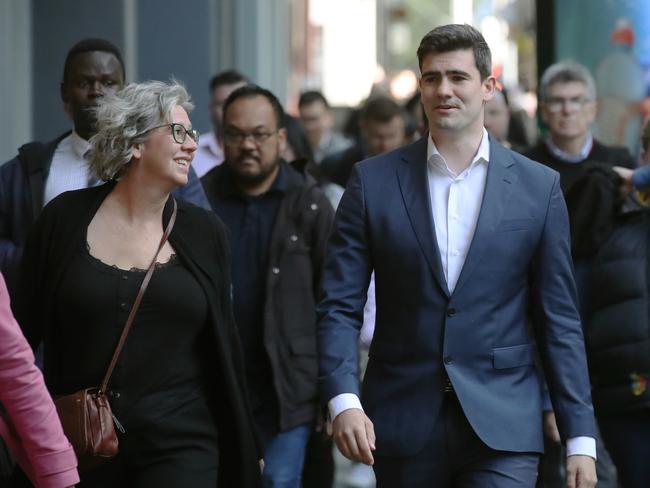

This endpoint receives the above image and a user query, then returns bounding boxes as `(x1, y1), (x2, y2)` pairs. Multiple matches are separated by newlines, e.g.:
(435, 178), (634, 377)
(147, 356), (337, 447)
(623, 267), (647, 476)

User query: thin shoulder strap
(99, 199), (178, 394)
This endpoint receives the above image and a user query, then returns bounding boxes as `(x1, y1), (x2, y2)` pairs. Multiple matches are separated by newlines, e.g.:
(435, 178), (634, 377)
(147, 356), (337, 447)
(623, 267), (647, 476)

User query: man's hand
(332, 408), (376, 465)
(612, 166), (634, 195)
(543, 410), (561, 443)
(566, 455), (597, 488)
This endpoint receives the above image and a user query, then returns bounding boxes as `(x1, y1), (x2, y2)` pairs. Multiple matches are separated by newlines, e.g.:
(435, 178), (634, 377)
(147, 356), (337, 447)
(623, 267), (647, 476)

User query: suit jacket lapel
(397, 137), (450, 297)
(453, 140), (518, 295)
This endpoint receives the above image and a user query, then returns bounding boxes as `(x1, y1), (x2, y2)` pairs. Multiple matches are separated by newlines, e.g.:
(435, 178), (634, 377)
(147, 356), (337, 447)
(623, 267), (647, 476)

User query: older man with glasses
(525, 61), (635, 195)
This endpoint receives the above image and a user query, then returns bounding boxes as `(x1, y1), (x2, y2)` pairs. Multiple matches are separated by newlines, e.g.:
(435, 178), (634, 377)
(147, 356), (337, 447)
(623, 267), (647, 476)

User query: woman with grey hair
(14, 80), (262, 487)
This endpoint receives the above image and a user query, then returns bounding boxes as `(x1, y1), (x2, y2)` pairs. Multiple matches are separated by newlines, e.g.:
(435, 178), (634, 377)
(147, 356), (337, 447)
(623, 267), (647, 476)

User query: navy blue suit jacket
(317, 136), (596, 457)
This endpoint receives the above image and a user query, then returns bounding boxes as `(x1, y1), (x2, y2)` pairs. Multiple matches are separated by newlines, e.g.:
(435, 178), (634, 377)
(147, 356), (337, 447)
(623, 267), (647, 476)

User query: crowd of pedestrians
(0, 21), (648, 488)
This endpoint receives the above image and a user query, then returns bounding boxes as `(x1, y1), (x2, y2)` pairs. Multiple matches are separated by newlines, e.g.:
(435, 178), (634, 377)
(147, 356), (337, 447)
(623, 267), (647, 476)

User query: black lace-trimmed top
(83, 241), (179, 272)
(50, 240), (213, 425)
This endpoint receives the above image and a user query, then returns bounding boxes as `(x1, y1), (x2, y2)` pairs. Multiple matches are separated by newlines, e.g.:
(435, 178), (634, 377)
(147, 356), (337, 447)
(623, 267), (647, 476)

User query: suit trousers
(373, 393), (539, 488)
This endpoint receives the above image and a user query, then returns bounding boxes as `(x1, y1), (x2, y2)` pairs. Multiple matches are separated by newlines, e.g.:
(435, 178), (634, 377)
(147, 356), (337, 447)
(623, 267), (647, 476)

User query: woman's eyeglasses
(138, 123), (200, 144)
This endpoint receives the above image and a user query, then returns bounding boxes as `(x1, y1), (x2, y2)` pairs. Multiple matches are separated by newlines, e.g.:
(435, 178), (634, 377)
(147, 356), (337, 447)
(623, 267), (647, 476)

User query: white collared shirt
(43, 131), (93, 206)
(427, 128), (489, 293)
(544, 132), (594, 163)
(192, 132), (224, 177)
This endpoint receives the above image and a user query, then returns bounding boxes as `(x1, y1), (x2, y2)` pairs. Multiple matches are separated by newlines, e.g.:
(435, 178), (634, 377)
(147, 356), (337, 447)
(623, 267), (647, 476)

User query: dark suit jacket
(317, 135), (596, 457)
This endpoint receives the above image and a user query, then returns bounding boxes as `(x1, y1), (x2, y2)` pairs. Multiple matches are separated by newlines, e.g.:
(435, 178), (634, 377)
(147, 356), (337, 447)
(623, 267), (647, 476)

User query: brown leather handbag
(54, 200), (177, 472)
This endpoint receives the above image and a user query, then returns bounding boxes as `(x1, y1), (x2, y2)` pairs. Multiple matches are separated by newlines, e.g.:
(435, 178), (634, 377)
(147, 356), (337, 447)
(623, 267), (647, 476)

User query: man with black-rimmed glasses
(525, 61), (635, 194)
(201, 85), (334, 488)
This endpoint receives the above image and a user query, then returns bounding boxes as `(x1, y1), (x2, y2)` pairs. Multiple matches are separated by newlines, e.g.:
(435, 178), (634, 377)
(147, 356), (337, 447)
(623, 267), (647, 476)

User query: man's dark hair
(209, 69), (249, 92)
(62, 38), (125, 85)
(416, 24), (491, 80)
(298, 90), (329, 109)
(362, 96), (405, 124)
(223, 84), (286, 129)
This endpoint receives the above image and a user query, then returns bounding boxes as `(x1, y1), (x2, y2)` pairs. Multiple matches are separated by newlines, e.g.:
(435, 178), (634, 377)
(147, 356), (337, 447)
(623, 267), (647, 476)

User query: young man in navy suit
(317, 24), (598, 487)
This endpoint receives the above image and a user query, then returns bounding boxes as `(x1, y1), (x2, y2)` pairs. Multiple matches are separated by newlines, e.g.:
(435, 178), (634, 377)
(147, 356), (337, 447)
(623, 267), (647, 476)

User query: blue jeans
(262, 424), (311, 488)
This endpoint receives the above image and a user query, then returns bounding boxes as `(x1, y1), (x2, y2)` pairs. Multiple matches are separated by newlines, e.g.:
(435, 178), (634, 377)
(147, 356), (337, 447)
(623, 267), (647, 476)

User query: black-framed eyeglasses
(223, 130), (277, 146)
(544, 96), (592, 113)
(140, 123), (199, 144)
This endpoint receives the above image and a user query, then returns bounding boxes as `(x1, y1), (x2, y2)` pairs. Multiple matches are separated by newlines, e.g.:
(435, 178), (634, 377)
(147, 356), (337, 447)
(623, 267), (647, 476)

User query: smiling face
(418, 49), (495, 138)
(131, 105), (197, 188)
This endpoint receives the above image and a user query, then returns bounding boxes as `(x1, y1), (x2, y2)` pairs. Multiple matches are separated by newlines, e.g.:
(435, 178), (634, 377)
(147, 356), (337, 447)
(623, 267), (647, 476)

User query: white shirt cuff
(328, 393), (363, 420)
(566, 436), (597, 460)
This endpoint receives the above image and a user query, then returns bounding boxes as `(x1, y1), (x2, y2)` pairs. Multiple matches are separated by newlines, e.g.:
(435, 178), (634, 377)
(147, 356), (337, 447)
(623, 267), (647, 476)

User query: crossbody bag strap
(99, 199), (178, 394)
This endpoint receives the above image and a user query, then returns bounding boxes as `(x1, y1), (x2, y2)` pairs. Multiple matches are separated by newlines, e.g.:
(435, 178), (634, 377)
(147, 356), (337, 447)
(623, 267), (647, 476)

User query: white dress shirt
(328, 129), (595, 458)
(192, 132), (224, 177)
(43, 131), (93, 206)
(427, 128), (489, 293)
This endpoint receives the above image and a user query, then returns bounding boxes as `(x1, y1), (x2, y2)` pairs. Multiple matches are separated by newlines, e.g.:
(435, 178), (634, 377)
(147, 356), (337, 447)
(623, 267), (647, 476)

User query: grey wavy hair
(539, 61), (596, 102)
(88, 80), (194, 181)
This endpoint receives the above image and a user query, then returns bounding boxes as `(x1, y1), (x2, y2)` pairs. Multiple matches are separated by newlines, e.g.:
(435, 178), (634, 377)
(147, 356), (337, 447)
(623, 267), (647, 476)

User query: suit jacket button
(272, 267), (280, 275)
(447, 307), (456, 317)
(444, 356), (453, 365)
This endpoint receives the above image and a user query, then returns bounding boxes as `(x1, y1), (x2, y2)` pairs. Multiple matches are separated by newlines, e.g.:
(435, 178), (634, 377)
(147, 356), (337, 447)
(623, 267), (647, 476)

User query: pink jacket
(0, 274), (79, 487)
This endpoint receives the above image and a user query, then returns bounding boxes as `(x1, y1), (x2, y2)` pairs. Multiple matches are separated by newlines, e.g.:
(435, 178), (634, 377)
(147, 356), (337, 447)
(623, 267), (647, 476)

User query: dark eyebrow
(421, 69), (471, 78)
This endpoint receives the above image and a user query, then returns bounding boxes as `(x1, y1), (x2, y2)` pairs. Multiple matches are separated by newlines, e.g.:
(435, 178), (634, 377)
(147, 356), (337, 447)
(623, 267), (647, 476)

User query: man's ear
(585, 99), (597, 125)
(483, 76), (497, 102)
(278, 127), (288, 153)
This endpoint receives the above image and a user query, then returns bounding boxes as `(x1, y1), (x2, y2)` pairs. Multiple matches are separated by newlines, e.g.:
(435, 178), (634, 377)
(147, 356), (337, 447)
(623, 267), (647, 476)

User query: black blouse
(52, 241), (213, 425)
